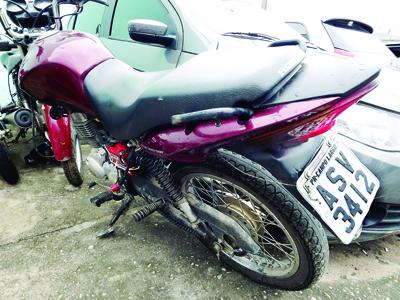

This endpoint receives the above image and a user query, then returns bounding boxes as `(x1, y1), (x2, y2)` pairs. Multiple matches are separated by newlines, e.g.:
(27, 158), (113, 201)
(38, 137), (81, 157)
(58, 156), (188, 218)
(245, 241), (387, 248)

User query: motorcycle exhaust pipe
(4, 108), (33, 128)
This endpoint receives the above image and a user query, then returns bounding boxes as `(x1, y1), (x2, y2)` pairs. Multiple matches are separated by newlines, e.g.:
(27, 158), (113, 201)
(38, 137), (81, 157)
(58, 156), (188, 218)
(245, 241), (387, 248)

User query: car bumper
(339, 134), (400, 206)
(317, 134), (400, 243)
(329, 134), (400, 242)
(231, 133), (400, 243)
(327, 204), (400, 243)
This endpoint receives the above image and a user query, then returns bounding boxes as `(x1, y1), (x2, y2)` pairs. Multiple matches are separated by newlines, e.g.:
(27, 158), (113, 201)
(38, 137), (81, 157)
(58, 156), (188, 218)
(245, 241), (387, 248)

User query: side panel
(141, 97), (339, 161)
(44, 105), (72, 161)
(19, 31), (114, 114)
(141, 81), (377, 161)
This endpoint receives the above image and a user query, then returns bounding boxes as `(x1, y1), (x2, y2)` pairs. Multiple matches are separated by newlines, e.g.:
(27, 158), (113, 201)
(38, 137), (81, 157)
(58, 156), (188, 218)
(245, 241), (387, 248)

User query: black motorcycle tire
(62, 131), (83, 187)
(172, 149), (329, 290)
(0, 142), (19, 185)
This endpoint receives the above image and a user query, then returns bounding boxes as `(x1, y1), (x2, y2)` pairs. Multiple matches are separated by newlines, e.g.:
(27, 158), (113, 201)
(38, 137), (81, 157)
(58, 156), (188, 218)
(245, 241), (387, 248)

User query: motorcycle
(0, 0), (381, 290)
(0, 37), (19, 184)
(0, 118), (19, 184)
(0, 6), (83, 186)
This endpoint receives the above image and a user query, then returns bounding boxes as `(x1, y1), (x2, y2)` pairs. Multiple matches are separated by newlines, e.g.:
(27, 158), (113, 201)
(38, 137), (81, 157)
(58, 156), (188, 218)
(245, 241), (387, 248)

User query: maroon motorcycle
(1, 0), (381, 290)
(0, 3), (83, 186)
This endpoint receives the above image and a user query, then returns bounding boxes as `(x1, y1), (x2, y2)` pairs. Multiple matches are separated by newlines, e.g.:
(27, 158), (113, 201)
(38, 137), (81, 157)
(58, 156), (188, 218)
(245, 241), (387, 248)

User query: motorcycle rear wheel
(172, 149), (329, 290)
(0, 141), (19, 185)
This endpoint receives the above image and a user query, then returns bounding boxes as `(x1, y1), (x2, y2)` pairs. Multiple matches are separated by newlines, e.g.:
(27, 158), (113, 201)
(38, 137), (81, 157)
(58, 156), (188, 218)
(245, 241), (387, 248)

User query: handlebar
(0, 0), (108, 41)
(0, 40), (17, 51)
(0, 6), (46, 41)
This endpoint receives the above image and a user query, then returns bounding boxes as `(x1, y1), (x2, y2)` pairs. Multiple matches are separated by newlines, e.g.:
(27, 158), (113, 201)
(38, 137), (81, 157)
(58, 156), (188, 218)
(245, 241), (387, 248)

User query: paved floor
(1, 144), (400, 299)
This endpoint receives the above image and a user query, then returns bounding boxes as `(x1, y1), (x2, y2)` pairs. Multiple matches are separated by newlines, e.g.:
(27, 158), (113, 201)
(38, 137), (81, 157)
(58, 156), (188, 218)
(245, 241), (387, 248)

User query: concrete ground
(1, 142), (400, 300)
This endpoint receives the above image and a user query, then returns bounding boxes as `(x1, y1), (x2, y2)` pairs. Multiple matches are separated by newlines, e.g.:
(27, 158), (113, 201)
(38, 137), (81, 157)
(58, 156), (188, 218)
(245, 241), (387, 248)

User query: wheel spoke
(190, 179), (216, 203)
(183, 174), (299, 273)
(259, 234), (293, 252)
(256, 239), (285, 265)
(258, 235), (294, 260)
(192, 179), (232, 208)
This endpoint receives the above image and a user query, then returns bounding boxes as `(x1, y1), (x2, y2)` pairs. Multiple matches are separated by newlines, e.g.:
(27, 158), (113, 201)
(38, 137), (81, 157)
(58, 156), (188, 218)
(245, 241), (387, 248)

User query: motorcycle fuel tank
(19, 31), (113, 114)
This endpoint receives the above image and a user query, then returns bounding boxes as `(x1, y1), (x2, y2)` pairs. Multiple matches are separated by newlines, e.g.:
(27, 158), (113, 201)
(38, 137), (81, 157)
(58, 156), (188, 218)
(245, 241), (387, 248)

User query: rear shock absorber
(134, 149), (183, 203)
(133, 149), (221, 252)
(133, 149), (197, 223)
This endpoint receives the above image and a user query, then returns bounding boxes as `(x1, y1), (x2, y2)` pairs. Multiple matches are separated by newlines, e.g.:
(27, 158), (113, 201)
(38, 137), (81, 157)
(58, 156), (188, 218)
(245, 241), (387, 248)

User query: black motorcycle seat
(264, 49), (381, 108)
(84, 46), (305, 139)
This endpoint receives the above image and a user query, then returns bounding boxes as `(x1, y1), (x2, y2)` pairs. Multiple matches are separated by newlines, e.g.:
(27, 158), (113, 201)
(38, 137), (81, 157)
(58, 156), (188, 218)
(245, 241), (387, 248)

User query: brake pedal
(133, 200), (164, 222)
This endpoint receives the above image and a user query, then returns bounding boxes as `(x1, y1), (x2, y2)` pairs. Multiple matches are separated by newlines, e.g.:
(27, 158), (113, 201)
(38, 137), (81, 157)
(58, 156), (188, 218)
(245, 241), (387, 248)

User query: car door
(69, 1), (107, 34)
(98, 0), (183, 72)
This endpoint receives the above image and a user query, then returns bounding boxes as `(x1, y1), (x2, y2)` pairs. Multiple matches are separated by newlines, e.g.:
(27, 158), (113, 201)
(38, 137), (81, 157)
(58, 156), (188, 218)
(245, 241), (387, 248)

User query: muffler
(4, 108), (33, 128)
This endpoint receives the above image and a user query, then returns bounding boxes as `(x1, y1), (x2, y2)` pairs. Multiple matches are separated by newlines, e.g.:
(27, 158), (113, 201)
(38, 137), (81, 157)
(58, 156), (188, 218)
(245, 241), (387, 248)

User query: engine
(71, 113), (118, 183)
(86, 147), (118, 183)
(71, 113), (100, 147)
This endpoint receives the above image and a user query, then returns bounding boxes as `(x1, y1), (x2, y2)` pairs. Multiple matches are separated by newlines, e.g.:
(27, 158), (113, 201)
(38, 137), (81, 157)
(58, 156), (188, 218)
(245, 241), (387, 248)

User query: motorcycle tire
(172, 149), (329, 290)
(0, 142), (19, 185)
(62, 131), (83, 187)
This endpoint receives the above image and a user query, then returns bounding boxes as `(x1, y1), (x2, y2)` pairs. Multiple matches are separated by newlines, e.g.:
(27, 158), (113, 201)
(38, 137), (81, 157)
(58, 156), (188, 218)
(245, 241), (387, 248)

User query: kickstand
(10, 129), (25, 143)
(96, 194), (134, 239)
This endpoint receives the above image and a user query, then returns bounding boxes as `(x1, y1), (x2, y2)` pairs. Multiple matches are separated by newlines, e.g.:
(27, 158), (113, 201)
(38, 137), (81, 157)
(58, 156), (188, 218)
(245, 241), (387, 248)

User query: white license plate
(296, 134), (380, 244)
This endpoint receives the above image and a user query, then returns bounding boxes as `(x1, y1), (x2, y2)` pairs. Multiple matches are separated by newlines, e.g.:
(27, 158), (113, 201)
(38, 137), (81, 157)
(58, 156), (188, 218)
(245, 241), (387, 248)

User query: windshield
(323, 23), (395, 57)
(173, 0), (303, 41)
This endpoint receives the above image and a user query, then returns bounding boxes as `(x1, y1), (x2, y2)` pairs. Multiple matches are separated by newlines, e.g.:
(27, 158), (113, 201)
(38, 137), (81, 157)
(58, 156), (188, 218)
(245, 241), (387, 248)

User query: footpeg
(133, 200), (164, 222)
(90, 190), (114, 207)
(90, 184), (125, 207)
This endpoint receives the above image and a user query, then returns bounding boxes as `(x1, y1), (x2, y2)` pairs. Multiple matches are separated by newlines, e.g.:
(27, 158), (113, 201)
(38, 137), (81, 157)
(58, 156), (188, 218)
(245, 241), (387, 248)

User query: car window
(74, 2), (106, 34)
(323, 23), (394, 57)
(61, 4), (76, 30)
(173, 0), (302, 41)
(111, 0), (176, 41)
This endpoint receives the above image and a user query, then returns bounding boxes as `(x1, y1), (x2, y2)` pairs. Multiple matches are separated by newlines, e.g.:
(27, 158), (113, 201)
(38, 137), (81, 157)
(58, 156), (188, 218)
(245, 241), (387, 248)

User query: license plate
(296, 134), (380, 244)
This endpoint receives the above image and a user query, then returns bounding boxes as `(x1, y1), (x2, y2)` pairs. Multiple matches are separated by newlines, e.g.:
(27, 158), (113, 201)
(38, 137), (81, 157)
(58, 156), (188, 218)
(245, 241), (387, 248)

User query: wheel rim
(181, 173), (300, 278)
(74, 135), (82, 173)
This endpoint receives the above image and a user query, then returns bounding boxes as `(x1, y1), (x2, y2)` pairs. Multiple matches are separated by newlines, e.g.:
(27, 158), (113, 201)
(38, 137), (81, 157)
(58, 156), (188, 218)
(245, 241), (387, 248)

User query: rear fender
(44, 105), (72, 161)
(228, 136), (323, 193)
